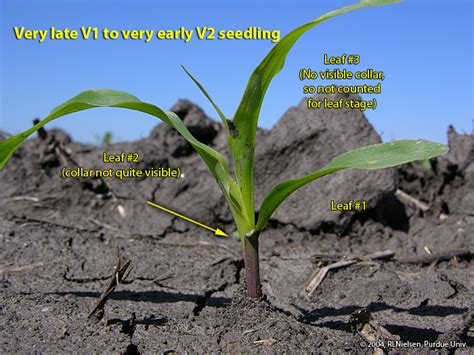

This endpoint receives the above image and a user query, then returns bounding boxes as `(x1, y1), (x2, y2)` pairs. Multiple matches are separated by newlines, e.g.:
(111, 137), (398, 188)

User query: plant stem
(243, 233), (261, 298)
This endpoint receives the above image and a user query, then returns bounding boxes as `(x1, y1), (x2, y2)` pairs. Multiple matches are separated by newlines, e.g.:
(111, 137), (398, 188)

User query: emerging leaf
(181, 65), (229, 131)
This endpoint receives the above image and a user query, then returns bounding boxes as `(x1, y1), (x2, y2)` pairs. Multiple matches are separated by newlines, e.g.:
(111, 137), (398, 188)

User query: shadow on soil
(296, 302), (467, 341)
(44, 289), (232, 308)
(299, 302), (468, 320)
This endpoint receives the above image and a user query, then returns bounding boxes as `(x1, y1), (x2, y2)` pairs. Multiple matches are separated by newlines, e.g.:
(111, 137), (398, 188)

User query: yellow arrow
(146, 201), (228, 237)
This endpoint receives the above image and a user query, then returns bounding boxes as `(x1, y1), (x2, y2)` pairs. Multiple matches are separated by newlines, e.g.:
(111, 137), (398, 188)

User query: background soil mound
(0, 94), (472, 352)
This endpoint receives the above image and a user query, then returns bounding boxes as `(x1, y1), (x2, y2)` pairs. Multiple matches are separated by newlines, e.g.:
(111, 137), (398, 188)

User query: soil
(1, 92), (472, 353)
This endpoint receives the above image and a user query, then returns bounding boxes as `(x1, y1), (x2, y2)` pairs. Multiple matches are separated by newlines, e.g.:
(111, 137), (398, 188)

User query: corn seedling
(0, 0), (448, 298)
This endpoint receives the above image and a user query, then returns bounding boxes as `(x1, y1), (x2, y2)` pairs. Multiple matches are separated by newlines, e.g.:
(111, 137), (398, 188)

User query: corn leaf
(0, 89), (249, 228)
(228, 0), (402, 230)
(255, 140), (448, 234)
(181, 65), (229, 131)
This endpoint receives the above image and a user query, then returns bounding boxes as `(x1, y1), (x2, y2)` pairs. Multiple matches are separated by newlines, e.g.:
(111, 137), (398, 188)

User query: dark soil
(1, 93), (472, 353)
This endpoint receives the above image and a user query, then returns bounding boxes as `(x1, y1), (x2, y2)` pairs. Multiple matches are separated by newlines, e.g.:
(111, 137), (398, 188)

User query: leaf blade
(0, 89), (250, 230)
(255, 140), (448, 234)
(228, 0), (402, 229)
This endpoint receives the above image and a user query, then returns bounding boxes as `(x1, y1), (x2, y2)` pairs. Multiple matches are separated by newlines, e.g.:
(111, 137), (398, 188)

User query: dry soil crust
(0, 93), (472, 353)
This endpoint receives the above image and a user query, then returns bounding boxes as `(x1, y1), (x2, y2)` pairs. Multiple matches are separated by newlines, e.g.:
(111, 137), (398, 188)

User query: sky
(1, 0), (472, 145)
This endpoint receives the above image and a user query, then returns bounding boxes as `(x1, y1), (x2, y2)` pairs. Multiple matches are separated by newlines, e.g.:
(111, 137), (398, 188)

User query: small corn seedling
(0, 0), (448, 298)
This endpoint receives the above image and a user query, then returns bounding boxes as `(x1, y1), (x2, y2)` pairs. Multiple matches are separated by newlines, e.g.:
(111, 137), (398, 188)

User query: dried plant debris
(351, 308), (400, 353)
(306, 250), (395, 296)
(396, 249), (472, 265)
(87, 249), (133, 321)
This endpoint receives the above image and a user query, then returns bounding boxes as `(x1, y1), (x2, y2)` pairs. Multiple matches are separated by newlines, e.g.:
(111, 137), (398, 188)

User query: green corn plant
(0, 0), (448, 298)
